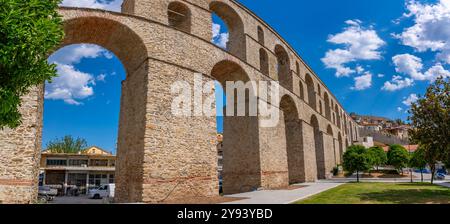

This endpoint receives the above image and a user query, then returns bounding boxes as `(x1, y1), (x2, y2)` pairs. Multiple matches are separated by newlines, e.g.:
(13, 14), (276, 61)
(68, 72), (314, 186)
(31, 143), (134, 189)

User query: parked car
(38, 186), (57, 202)
(88, 184), (115, 199)
(435, 172), (446, 180)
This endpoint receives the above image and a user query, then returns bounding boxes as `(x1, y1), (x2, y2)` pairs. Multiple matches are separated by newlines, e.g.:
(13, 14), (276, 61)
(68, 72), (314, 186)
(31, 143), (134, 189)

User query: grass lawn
(296, 182), (450, 204)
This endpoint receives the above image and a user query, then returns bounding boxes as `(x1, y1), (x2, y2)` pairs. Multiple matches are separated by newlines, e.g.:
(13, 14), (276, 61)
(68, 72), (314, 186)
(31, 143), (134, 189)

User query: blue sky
(44, 0), (450, 153)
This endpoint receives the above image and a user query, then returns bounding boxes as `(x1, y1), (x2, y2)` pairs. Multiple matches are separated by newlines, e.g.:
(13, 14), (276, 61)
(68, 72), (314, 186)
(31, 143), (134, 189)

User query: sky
(43, 0), (450, 153)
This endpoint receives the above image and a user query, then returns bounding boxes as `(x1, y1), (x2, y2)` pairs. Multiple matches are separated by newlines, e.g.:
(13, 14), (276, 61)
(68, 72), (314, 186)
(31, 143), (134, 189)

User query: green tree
(367, 146), (387, 171)
(409, 77), (449, 184)
(409, 146), (427, 182)
(0, 0), (64, 128)
(46, 135), (88, 153)
(387, 144), (410, 174)
(342, 145), (371, 182)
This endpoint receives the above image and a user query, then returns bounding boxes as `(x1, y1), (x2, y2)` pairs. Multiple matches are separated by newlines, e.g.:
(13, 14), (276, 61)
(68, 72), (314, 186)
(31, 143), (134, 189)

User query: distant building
(361, 124), (383, 132)
(385, 125), (411, 141)
(350, 113), (394, 128)
(39, 146), (115, 195)
(382, 145), (419, 153)
(355, 136), (374, 148)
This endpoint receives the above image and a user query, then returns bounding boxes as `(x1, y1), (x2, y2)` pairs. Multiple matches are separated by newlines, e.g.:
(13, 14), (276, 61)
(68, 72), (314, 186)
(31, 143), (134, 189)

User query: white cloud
(351, 73), (372, 90)
(356, 65), (365, 74)
(45, 63), (95, 105)
(424, 63), (450, 81)
(377, 74), (385, 78)
(402, 93), (419, 106)
(397, 107), (403, 112)
(322, 20), (385, 77)
(211, 23), (229, 49)
(382, 75), (414, 91)
(49, 44), (112, 65)
(60, 0), (123, 12)
(96, 74), (107, 82)
(395, 0), (450, 64)
(392, 53), (450, 82)
(392, 53), (425, 80)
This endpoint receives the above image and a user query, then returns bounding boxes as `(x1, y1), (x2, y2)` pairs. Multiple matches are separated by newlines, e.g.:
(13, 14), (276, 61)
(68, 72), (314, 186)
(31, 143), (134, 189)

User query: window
(109, 174), (115, 183)
(47, 159), (67, 166)
(168, 2), (191, 33)
(257, 26), (264, 44)
(259, 48), (269, 75)
(68, 159), (88, 166)
(90, 159), (108, 167)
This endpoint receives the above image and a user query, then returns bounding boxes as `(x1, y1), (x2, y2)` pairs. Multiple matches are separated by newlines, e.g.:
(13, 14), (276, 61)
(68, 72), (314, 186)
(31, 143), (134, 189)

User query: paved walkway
(223, 182), (343, 204)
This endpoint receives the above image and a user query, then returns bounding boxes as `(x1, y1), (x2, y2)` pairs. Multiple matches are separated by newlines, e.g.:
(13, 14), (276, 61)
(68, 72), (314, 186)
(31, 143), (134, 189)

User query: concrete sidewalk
(223, 182), (342, 204)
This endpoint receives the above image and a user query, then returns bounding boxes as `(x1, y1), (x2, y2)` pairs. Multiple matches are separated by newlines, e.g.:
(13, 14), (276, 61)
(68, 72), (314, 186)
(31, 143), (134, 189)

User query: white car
(88, 184), (115, 199)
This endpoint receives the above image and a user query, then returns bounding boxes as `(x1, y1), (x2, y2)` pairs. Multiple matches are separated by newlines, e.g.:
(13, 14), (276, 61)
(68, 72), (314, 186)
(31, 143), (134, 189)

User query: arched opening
(310, 115), (325, 179)
(168, 1), (192, 33)
(326, 125), (335, 166)
(259, 48), (269, 75)
(317, 84), (321, 97)
(42, 16), (148, 203)
(335, 105), (341, 128)
(280, 95), (305, 184)
(296, 62), (300, 75)
(345, 138), (349, 149)
(211, 60), (260, 194)
(319, 100), (323, 114)
(338, 133), (343, 164)
(275, 45), (292, 91)
(324, 92), (331, 120)
(299, 81), (305, 100)
(210, 1), (246, 61)
(257, 26), (264, 45)
(305, 74), (316, 110)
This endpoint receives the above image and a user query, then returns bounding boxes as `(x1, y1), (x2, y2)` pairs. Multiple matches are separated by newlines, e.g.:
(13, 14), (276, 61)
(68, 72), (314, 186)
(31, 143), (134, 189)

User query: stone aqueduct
(0, 0), (359, 203)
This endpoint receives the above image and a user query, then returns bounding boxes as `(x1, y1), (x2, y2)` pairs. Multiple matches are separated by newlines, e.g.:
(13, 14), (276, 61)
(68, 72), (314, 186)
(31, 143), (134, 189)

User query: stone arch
(257, 26), (264, 45)
(280, 95), (305, 184)
(211, 60), (261, 194)
(305, 74), (316, 110)
(59, 16), (149, 203)
(310, 115), (325, 179)
(168, 1), (191, 33)
(259, 48), (269, 75)
(275, 44), (292, 91)
(296, 61), (300, 75)
(324, 92), (331, 120)
(338, 132), (343, 164)
(299, 81), (305, 100)
(317, 84), (322, 97)
(210, 1), (246, 61)
(335, 105), (341, 128)
(319, 100), (323, 114)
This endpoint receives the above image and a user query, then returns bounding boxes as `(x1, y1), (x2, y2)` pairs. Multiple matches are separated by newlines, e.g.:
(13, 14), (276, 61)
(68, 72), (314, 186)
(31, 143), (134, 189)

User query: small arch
(305, 74), (316, 110)
(275, 45), (292, 90)
(335, 105), (341, 128)
(299, 81), (305, 100)
(338, 132), (343, 164)
(324, 92), (331, 121)
(257, 26), (264, 45)
(310, 115), (325, 179)
(168, 2), (192, 33)
(296, 61), (300, 75)
(210, 1), (246, 61)
(317, 84), (321, 97)
(327, 125), (333, 136)
(259, 48), (269, 75)
(319, 100), (323, 114)
(280, 95), (305, 184)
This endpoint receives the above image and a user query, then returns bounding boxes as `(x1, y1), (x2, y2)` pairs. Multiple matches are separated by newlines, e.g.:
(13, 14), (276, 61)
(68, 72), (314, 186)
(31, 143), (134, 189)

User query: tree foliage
(367, 146), (387, 170)
(409, 146), (427, 182)
(0, 0), (64, 128)
(342, 145), (371, 182)
(409, 77), (449, 183)
(387, 144), (410, 172)
(46, 135), (88, 153)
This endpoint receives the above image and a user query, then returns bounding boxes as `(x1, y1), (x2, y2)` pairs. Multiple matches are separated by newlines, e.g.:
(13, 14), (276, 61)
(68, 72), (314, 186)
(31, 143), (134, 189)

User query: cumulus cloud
(60, 0), (123, 12)
(212, 23), (229, 49)
(49, 44), (112, 65)
(395, 0), (450, 64)
(381, 75), (414, 91)
(351, 73), (372, 90)
(397, 107), (403, 112)
(322, 20), (385, 77)
(391, 53), (450, 82)
(46, 44), (114, 105)
(45, 63), (95, 105)
(402, 94), (419, 106)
